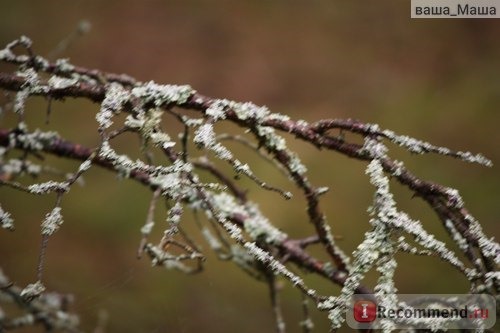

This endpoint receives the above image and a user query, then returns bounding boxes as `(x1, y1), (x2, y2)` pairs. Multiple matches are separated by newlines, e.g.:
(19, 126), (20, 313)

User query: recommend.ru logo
(347, 294), (496, 330)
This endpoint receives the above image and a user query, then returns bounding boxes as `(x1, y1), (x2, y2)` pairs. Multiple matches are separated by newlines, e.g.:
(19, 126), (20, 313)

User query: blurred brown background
(0, 1), (499, 332)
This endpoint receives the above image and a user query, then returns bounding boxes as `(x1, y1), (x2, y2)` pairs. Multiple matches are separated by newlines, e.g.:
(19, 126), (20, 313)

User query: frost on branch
(0, 37), (498, 332)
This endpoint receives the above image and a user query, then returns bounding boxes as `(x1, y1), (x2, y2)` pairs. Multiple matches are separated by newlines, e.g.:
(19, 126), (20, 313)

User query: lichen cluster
(0, 37), (498, 332)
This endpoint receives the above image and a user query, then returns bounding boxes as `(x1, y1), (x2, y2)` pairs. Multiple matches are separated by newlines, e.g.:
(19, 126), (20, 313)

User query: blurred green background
(0, 1), (499, 332)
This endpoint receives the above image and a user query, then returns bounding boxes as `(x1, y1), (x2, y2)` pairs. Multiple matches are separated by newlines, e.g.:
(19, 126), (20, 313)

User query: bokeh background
(0, 1), (499, 332)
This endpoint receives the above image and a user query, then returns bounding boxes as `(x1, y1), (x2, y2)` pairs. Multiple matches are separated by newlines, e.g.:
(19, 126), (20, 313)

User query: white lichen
(234, 162), (250, 174)
(0, 204), (14, 231)
(444, 188), (464, 209)
(296, 119), (309, 128)
(124, 114), (144, 129)
(0, 47), (15, 61)
(18, 35), (32, 47)
(77, 160), (92, 173)
(20, 280), (45, 300)
(131, 81), (194, 106)
(150, 172), (197, 201)
(96, 83), (129, 130)
(184, 117), (204, 127)
(211, 143), (234, 161)
(12, 67), (48, 115)
(382, 129), (493, 167)
(484, 271), (499, 290)
(141, 221), (154, 236)
(13, 89), (30, 115)
(54, 58), (75, 73)
(362, 137), (388, 158)
(206, 99), (231, 120)
(366, 158), (466, 270)
(256, 125), (287, 151)
(322, 220), (351, 269)
(0, 36), (31, 63)
(28, 181), (69, 195)
(98, 140), (177, 178)
(220, 217), (243, 241)
(244, 202), (286, 243)
(150, 132), (176, 149)
(48, 76), (78, 89)
(193, 123), (216, 148)
(463, 214), (500, 264)
(390, 160), (404, 177)
(166, 202), (183, 227)
(232, 102), (270, 121)
(244, 241), (314, 293)
(193, 123), (283, 196)
(13, 128), (60, 151)
(41, 207), (64, 236)
(140, 109), (162, 137)
(454, 151), (492, 167)
(0, 159), (36, 177)
(210, 192), (287, 244)
(288, 153), (307, 175)
(315, 186), (330, 195)
(444, 219), (469, 253)
(267, 113), (290, 122)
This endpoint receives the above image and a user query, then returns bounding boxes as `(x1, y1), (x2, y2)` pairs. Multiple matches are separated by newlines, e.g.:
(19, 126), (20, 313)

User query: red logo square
(353, 300), (377, 322)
